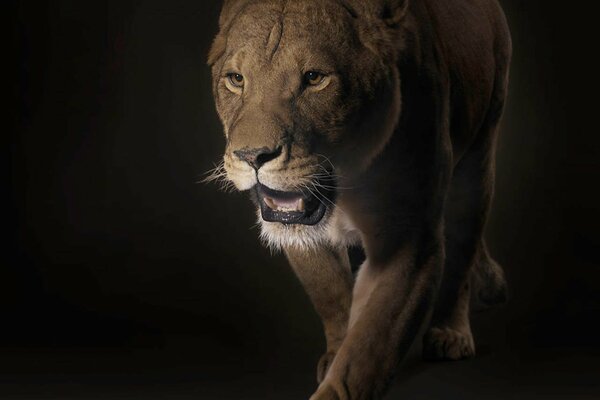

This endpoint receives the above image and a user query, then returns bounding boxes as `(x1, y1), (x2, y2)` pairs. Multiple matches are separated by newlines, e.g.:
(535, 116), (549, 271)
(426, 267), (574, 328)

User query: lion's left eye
(304, 71), (326, 86)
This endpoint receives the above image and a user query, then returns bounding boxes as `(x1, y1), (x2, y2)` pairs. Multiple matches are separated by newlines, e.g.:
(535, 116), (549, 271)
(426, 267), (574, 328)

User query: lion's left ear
(343, 0), (409, 27)
(342, 0), (409, 59)
(379, 0), (409, 27)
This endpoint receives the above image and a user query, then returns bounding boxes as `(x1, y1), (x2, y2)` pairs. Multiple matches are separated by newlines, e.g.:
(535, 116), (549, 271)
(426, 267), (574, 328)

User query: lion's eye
(304, 71), (325, 86)
(227, 73), (244, 88)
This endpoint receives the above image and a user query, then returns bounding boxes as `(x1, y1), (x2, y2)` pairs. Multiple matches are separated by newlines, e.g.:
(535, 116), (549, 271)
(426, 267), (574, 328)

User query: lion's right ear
(208, 0), (251, 66)
(218, 0), (252, 28)
(208, 33), (226, 66)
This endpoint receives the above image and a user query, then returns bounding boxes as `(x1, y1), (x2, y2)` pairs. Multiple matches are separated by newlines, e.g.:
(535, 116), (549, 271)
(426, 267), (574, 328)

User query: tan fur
(208, 0), (511, 398)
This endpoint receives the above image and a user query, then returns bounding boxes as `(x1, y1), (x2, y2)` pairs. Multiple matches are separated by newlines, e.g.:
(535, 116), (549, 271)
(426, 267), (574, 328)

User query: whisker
(307, 182), (347, 217)
(306, 172), (356, 191)
(310, 183), (337, 207)
(315, 153), (336, 171)
(301, 184), (326, 208)
(198, 161), (238, 193)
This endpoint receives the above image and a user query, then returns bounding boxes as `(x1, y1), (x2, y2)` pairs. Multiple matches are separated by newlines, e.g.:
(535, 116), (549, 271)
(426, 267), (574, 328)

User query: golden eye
(227, 73), (244, 88)
(304, 71), (325, 86)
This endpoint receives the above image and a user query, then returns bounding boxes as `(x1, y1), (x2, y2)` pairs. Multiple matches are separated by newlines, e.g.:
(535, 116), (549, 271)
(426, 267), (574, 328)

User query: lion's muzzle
(230, 143), (336, 226)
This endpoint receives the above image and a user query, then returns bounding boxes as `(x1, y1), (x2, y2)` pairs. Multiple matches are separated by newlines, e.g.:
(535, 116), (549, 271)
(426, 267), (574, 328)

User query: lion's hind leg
(423, 41), (510, 360)
(423, 121), (500, 361)
(471, 241), (508, 312)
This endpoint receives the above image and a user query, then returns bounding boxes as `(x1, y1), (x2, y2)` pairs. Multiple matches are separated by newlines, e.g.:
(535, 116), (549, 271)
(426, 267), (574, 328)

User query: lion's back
(419, 0), (512, 159)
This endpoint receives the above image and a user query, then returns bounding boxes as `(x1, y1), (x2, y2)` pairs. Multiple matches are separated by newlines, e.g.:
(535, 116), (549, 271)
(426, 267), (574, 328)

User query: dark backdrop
(6, 1), (600, 399)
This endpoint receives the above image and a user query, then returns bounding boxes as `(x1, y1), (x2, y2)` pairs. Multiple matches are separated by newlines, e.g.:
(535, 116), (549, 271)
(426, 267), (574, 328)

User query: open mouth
(256, 183), (332, 225)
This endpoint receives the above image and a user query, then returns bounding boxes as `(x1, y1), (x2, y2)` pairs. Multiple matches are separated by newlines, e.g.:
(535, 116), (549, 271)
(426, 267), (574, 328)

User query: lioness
(207, 0), (511, 398)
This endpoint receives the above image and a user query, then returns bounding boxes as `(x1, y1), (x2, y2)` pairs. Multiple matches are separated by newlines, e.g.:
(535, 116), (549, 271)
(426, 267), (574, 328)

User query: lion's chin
(258, 210), (333, 251)
(256, 197), (362, 251)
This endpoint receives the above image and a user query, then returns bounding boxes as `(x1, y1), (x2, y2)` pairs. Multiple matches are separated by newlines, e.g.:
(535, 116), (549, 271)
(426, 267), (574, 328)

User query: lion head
(208, 0), (409, 249)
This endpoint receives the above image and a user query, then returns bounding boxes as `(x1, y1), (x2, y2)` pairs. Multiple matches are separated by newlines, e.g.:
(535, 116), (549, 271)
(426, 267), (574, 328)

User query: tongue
(264, 196), (305, 212)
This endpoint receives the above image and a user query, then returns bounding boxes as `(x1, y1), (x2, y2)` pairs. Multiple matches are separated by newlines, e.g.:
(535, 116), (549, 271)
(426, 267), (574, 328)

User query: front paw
(317, 351), (336, 383)
(309, 384), (342, 400)
(423, 326), (475, 361)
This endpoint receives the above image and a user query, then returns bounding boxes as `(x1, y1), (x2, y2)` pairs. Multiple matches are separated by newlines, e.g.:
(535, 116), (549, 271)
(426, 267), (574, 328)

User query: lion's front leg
(312, 244), (443, 400)
(285, 245), (354, 383)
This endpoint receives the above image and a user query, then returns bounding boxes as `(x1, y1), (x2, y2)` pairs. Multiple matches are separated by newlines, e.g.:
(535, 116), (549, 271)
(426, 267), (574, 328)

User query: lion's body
(208, 0), (511, 399)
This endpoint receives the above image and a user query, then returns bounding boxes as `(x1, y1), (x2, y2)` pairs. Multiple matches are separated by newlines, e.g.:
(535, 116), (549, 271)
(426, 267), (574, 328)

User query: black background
(6, 1), (600, 399)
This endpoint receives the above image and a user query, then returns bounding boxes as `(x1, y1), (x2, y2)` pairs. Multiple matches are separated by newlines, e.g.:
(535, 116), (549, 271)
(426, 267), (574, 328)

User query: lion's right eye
(227, 73), (244, 88)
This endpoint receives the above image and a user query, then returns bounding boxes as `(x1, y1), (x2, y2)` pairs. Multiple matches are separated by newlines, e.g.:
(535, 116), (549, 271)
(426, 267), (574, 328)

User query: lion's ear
(208, 34), (226, 66)
(342, 0), (409, 59)
(208, 0), (251, 66)
(218, 0), (251, 28)
(379, 0), (409, 27)
(342, 0), (409, 27)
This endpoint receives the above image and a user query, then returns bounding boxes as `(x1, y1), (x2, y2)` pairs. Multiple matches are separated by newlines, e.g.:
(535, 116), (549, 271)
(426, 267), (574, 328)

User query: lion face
(208, 0), (405, 249)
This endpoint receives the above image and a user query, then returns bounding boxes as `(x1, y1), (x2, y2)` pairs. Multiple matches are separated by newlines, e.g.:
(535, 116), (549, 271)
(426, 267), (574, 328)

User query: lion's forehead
(227, 1), (357, 56)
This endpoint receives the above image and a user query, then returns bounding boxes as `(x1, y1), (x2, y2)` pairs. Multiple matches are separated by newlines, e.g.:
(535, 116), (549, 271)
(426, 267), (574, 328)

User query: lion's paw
(423, 326), (475, 361)
(317, 351), (336, 383)
(309, 384), (342, 400)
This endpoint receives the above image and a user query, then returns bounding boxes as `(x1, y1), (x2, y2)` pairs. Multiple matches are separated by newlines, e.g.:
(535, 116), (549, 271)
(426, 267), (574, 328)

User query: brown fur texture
(208, 0), (511, 398)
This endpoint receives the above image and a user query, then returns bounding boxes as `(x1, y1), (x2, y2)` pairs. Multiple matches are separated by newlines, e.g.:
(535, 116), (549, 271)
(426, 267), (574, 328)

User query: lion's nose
(234, 146), (282, 170)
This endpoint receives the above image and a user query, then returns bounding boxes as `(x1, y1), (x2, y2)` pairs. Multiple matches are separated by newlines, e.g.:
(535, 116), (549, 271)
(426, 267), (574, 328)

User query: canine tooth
(297, 198), (305, 211)
(264, 197), (277, 210)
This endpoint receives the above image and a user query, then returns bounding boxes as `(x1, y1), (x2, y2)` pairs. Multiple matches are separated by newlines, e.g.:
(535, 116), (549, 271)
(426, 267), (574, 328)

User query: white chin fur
(257, 207), (362, 252)
(258, 208), (332, 252)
